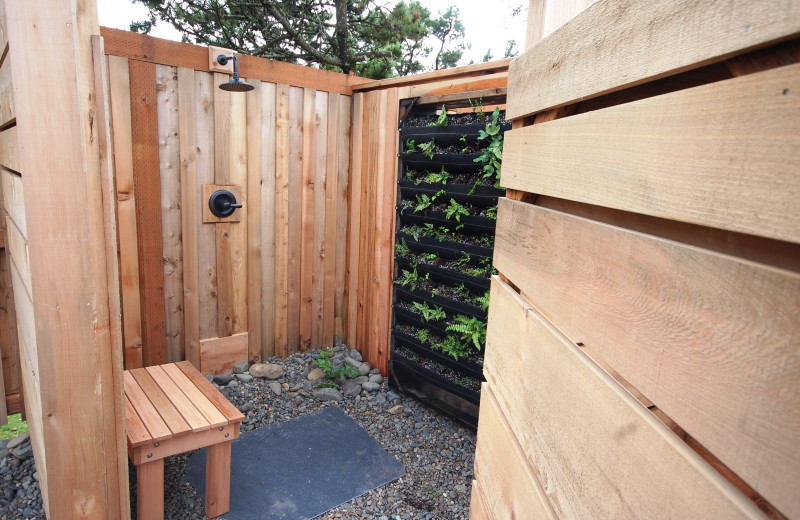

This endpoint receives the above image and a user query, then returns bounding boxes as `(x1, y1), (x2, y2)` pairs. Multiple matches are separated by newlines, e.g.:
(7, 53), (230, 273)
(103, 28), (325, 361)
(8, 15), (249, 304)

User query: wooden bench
(124, 361), (245, 519)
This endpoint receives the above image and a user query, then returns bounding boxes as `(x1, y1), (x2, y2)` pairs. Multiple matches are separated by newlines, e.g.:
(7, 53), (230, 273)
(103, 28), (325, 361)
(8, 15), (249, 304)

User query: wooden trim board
(199, 332), (249, 375)
(100, 27), (356, 95)
(508, 0), (800, 119)
(502, 62), (800, 244)
(493, 199), (800, 517)
(484, 276), (764, 520)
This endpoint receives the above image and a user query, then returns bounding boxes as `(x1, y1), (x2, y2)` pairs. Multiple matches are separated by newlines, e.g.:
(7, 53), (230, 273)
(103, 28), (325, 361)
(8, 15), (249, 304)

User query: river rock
(268, 382), (282, 396)
(361, 381), (380, 392)
(307, 368), (326, 381)
(358, 362), (371, 376)
(369, 374), (383, 384)
(349, 349), (363, 362)
(233, 362), (249, 374)
(388, 404), (404, 415)
(235, 373), (254, 383)
(249, 363), (284, 379)
(342, 382), (362, 397)
(6, 434), (29, 450)
(313, 388), (343, 401)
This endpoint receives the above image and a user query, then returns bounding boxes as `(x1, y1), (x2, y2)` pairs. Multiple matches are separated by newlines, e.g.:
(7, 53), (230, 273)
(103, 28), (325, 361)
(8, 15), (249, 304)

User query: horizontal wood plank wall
(105, 47), (353, 370)
(475, 1), (800, 519)
(0, 11), (17, 419)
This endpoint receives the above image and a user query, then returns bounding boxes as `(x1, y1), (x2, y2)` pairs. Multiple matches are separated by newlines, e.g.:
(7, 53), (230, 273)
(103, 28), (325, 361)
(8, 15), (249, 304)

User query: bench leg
(205, 441), (232, 518)
(137, 459), (164, 520)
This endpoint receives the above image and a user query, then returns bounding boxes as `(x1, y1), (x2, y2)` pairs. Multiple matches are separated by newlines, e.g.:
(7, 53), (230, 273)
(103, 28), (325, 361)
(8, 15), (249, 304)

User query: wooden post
(4, 0), (127, 517)
(205, 441), (232, 518)
(137, 459), (164, 520)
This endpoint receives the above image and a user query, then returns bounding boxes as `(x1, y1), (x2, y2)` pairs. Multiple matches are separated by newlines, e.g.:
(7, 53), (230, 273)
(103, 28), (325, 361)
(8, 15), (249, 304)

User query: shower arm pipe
(217, 54), (243, 79)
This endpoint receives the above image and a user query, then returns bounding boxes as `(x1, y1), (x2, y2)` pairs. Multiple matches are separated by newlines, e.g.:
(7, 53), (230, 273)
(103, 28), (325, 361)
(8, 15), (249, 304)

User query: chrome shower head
(216, 54), (254, 92)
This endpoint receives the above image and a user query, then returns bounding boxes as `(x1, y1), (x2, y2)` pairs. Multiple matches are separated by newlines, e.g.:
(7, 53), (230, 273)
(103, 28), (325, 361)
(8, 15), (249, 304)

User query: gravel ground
(1, 343), (476, 520)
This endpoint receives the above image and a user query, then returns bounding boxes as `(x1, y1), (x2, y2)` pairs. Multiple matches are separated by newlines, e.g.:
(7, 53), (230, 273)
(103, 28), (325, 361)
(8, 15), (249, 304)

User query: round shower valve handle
(209, 189), (242, 218)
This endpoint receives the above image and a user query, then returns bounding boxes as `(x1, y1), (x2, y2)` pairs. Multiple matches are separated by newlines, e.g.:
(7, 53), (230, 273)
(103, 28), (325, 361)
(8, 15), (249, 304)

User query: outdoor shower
(216, 54), (254, 92)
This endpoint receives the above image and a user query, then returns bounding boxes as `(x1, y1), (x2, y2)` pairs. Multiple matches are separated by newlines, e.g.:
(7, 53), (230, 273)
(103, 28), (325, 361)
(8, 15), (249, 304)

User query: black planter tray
(396, 232), (494, 261)
(402, 152), (483, 167)
(395, 287), (487, 320)
(398, 180), (503, 205)
(388, 357), (480, 429)
(395, 257), (490, 292)
(402, 158), (482, 177)
(400, 121), (511, 140)
(391, 329), (484, 380)
(393, 306), (450, 338)
(400, 124), (484, 149)
(399, 209), (496, 235)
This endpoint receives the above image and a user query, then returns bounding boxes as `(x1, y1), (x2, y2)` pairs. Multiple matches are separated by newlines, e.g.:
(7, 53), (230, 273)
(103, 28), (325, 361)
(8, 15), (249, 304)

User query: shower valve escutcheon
(209, 189), (243, 218)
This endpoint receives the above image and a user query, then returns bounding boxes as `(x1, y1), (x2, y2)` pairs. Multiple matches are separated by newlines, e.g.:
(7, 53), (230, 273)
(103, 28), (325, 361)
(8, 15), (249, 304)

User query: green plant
(416, 328), (430, 344)
(405, 138), (418, 153)
(469, 96), (485, 124)
(316, 350), (361, 380)
(400, 199), (415, 211)
(424, 166), (452, 185)
(476, 290), (491, 311)
(474, 107), (503, 183)
(315, 381), (340, 390)
(418, 139), (436, 159)
(428, 486), (445, 498)
(412, 301), (447, 322)
(414, 194), (433, 213)
(435, 335), (471, 361)
(453, 251), (471, 266)
(486, 203), (498, 220)
(0, 414), (28, 441)
(446, 315), (487, 351)
(459, 134), (469, 153)
(444, 198), (470, 222)
(396, 267), (421, 291)
(396, 238), (410, 257)
(433, 104), (448, 127)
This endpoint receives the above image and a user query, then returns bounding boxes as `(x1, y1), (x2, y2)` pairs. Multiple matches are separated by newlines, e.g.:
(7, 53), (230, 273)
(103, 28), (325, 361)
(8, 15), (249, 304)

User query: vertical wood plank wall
(104, 31), (352, 368)
(472, 1), (800, 519)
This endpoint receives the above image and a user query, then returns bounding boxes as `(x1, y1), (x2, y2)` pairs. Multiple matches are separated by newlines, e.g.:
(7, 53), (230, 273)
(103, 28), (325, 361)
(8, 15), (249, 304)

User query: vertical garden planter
(389, 96), (510, 429)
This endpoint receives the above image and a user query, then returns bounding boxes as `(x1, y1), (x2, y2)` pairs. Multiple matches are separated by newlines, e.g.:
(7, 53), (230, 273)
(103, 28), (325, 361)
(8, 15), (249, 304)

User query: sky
(96, 0), (528, 68)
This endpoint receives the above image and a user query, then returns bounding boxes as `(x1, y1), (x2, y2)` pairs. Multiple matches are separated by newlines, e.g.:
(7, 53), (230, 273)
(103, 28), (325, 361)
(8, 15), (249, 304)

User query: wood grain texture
(199, 332), (249, 375)
(494, 200), (800, 517)
(213, 73), (234, 337)
(373, 88), (399, 375)
(469, 479), (491, 520)
(0, 56), (13, 127)
(100, 27), (355, 94)
(322, 92), (339, 348)
(333, 94), (351, 341)
(503, 63), (800, 244)
(484, 276), (765, 520)
(177, 66), (200, 368)
(204, 441), (232, 517)
(474, 383), (556, 520)
(405, 72), (508, 99)
(286, 86), (303, 353)
(508, 0), (800, 119)
(194, 71), (218, 342)
(227, 85), (248, 337)
(344, 93), (363, 346)
(0, 232), (19, 407)
(351, 58), (511, 91)
(145, 365), (209, 432)
(259, 82), (277, 360)
(0, 0), (7, 64)
(91, 40), (129, 517)
(129, 58), (167, 367)
(245, 81), (263, 363)
(124, 396), (152, 448)
(175, 361), (243, 422)
(0, 125), (17, 172)
(136, 459), (164, 520)
(299, 88), (316, 352)
(0, 168), (23, 237)
(4, 216), (28, 299)
(311, 91), (328, 349)
(108, 55), (144, 369)
(157, 65), (184, 363)
(273, 84), (290, 357)
(160, 363), (227, 427)
(129, 368), (191, 436)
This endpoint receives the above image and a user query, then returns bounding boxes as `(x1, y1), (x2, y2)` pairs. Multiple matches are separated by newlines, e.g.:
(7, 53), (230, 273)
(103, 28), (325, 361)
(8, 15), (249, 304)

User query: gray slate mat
(183, 406), (405, 520)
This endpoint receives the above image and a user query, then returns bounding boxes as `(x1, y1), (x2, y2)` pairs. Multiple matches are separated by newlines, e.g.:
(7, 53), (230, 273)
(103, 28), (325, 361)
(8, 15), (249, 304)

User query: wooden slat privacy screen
(472, 0), (800, 519)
